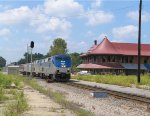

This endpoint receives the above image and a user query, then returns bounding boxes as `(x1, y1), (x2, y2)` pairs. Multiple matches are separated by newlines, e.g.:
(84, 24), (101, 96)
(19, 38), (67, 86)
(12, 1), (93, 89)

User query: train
(20, 54), (72, 82)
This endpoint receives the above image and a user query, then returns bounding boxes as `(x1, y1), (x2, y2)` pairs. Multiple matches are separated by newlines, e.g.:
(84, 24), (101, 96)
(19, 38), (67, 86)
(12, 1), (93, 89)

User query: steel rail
(65, 81), (150, 104)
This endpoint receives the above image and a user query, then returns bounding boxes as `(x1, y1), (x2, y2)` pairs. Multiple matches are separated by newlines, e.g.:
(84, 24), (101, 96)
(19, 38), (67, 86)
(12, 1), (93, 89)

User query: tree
(0, 56), (6, 67)
(17, 52), (45, 64)
(32, 53), (45, 61)
(49, 38), (68, 56)
(23, 52), (45, 63)
(70, 52), (81, 71)
(17, 58), (26, 64)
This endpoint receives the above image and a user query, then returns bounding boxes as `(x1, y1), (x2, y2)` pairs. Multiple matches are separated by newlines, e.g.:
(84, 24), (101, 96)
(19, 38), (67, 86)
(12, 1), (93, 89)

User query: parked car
(77, 70), (91, 75)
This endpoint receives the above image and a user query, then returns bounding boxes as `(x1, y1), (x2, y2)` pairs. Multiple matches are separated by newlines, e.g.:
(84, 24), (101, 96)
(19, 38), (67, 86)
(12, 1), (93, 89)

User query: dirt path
(23, 86), (75, 116)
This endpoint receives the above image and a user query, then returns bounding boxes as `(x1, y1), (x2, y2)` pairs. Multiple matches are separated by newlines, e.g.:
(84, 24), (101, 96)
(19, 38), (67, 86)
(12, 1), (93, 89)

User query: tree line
(0, 38), (82, 70)
(0, 56), (6, 68)
(17, 38), (82, 71)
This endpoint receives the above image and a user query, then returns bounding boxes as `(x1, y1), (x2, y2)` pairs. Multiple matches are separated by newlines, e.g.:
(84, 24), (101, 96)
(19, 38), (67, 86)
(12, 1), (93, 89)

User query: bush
(4, 90), (29, 116)
(0, 87), (7, 101)
(0, 73), (22, 88)
(0, 73), (29, 115)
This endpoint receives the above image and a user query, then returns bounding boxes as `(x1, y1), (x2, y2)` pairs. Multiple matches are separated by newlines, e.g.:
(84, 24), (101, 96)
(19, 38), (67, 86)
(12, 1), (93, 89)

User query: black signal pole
(30, 41), (34, 78)
(26, 44), (29, 76)
(137, 0), (142, 83)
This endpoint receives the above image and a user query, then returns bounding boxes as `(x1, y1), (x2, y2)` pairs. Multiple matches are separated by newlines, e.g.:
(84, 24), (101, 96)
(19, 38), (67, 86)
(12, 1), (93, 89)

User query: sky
(0, 0), (150, 64)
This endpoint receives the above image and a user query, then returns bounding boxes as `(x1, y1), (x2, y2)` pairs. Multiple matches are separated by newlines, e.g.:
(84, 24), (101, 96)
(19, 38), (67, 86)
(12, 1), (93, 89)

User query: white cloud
(127, 11), (150, 22)
(86, 10), (114, 26)
(0, 5), (72, 36)
(44, 0), (84, 17)
(84, 0), (114, 26)
(91, 0), (102, 9)
(79, 41), (87, 46)
(67, 40), (88, 53)
(0, 28), (10, 36)
(0, 6), (33, 25)
(0, 4), (11, 11)
(86, 30), (94, 37)
(32, 17), (72, 34)
(112, 25), (138, 40)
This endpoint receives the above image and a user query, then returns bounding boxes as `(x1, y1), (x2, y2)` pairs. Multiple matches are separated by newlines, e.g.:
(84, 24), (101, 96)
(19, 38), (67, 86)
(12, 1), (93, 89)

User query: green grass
(4, 91), (29, 116)
(0, 73), (93, 115)
(72, 74), (150, 88)
(0, 73), (22, 102)
(0, 73), (29, 116)
(0, 73), (23, 88)
(0, 87), (9, 101)
(24, 79), (93, 116)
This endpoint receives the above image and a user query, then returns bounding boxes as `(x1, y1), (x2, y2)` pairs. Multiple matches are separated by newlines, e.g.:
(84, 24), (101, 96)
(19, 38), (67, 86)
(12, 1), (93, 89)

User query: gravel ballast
(37, 79), (150, 116)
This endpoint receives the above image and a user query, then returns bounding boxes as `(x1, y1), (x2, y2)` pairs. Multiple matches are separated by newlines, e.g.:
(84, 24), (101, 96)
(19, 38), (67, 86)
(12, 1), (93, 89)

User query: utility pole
(137, 0), (142, 83)
(26, 44), (29, 76)
(30, 41), (34, 79)
(30, 48), (33, 78)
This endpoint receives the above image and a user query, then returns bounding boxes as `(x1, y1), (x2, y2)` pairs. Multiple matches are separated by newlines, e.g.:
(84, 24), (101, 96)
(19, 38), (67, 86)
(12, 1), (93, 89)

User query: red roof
(77, 63), (124, 69)
(84, 38), (150, 56)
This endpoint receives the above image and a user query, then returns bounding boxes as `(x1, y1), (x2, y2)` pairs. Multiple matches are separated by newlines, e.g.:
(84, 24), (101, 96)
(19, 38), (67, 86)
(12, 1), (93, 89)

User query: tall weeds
(0, 73), (29, 116)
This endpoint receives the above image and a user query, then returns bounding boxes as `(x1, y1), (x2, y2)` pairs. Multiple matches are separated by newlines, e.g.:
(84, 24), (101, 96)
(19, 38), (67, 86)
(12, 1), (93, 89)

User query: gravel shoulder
(23, 85), (75, 116)
(37, 79), (150, 116)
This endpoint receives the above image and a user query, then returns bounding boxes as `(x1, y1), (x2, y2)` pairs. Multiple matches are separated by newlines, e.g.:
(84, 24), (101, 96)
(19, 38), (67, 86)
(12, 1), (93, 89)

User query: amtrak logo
(61, 61), (66, 67)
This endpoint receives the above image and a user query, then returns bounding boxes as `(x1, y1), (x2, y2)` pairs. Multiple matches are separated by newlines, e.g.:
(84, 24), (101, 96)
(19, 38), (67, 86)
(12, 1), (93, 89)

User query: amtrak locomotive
(20, 54), (72, 81)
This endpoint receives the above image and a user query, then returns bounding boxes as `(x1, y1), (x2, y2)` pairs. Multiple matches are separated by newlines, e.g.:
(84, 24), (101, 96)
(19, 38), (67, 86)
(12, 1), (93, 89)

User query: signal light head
(30, 41), (34, 48)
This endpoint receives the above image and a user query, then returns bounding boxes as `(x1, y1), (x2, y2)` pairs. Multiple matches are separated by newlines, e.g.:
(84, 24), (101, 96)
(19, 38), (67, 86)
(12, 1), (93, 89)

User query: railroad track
(65, 81), (150, 104)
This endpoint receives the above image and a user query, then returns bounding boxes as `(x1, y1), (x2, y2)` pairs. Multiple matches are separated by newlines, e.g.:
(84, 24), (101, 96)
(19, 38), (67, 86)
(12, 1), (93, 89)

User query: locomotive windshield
(53, 55), (71, 68)
(55, 57), (62, 61)
(55, 57), (70, 61)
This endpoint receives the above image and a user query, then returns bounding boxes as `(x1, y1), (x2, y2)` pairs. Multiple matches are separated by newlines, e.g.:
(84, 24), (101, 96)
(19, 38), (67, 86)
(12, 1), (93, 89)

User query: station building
(77, 37), (150, 75)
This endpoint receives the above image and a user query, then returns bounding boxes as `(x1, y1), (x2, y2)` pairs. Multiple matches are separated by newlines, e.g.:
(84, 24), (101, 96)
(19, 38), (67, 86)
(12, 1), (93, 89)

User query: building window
(102, 57), (105, 62)
(98, 56), (101, 63)
(108, 56), (110, 62)
(122, 57), (124, 63)
(125, 57), (128, 63)
(129, 57), (133, 63)
(144, 60), (147, 64)
(129, 59), (133, 63)
(144, 57), (148, 64)
(112, 56), (115, 62)
(94, 56), (96, 63)
(116, 56), (120, 62)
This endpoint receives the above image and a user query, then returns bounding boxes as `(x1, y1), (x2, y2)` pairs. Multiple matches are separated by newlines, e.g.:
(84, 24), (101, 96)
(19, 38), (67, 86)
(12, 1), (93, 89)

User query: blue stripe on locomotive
(51, 55), (71, 68)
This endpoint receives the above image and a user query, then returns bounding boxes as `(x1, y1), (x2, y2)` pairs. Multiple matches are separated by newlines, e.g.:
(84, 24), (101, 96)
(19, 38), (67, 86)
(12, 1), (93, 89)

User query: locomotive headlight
(61, 64), (66, 68)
